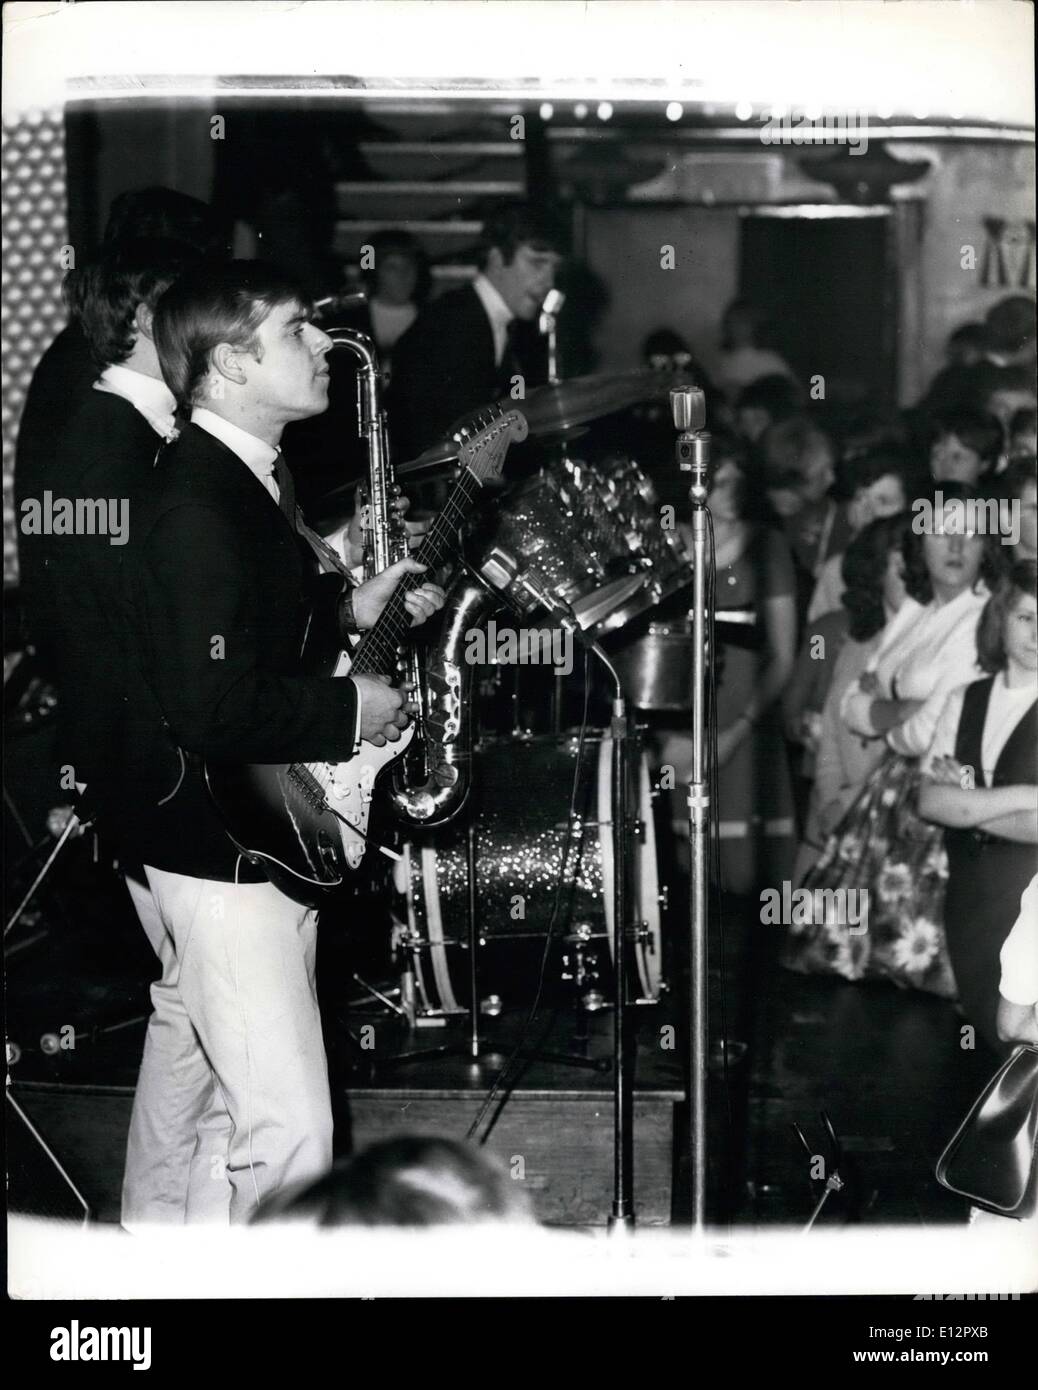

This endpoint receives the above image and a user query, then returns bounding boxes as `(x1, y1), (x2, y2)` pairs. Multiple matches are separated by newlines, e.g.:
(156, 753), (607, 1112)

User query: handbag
(936, 1043), (1038, 1219)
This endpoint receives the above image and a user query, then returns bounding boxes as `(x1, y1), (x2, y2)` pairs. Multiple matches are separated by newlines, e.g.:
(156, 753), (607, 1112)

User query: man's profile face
(486, 242), (560, 320)
(245, 299), (333, 422)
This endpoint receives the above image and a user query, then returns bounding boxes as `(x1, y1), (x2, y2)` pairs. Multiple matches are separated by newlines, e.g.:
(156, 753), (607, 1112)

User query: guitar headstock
(452, 406), (529, 487)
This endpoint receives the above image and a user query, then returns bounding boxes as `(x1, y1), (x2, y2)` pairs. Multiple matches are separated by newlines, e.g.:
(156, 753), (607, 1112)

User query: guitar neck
(350, 465), (482, 677)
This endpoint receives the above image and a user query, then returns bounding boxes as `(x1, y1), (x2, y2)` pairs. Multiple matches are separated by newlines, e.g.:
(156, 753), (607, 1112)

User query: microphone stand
(671, 387), (712, 1235)
(607, 677), (634, 1230)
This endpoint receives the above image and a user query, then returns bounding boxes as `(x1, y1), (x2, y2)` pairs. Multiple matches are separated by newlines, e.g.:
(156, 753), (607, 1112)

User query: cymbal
(396, 368), (693, 477)
(510, 368), (693, 438)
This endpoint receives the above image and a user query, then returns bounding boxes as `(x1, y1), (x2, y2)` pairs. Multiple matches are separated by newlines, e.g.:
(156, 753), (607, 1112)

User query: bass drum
(392, 733), (665, 1016)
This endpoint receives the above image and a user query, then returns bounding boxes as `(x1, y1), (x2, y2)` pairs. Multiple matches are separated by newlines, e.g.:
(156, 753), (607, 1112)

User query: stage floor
(6, 868), (994, 1229)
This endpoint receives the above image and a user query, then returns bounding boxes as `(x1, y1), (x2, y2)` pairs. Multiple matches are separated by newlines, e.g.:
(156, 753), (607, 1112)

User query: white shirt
(840, 586), (988, 757)
(472, 272), (514, 368)
(1000, 875), (1038, 1007)
(190, 408), (363, 750)
(93, 364), (178, 441)
(922, 672), (1038, 781)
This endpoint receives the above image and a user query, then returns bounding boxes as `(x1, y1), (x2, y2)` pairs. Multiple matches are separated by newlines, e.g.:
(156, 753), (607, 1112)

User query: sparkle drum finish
(492, 455), (692, 636)
(392, 732), (665, 1016)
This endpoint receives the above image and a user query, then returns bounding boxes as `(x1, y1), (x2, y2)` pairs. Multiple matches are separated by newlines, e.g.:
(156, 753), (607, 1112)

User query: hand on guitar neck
(352, 556), (445, 632)
(350, 557), (444, 746)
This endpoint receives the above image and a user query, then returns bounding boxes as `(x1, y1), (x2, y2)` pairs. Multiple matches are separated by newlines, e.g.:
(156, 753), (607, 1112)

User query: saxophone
(387, 571), (498, 825)
(328, 327), (426, 802)
(329, 326), (485, 829)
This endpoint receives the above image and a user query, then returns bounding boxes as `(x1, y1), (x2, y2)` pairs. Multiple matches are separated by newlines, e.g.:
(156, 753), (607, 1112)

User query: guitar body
(204, 407), (527, 907)
(205, 718), (413, 907)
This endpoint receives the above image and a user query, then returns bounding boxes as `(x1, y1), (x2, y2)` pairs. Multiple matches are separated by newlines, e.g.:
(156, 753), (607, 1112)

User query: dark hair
(153, 260), (308, 406)
(901, 481), (1007, 603)
(760, 416), (835, 487)
(68, 237), (203, 371)
(642, 327), (691, 361)
(976, 560), (1038, 673)
(735, 372), (801, 421)
(252, 1135), (533, 1228)
(836, 445), (917, 503)
(475, 201), (564, 270)
(1010, 406), (1037, 438)
(710, 430), (772, 523)
(1000, 454), (1038, 501)
(841, 511), (914, 641)
(103, 186), (229, 259)
(362, 228), (431, 305)
(984, 295), (1036, 356)
(948, 322), (986, 351)
(982, 363), (1038, 397)
(930, 408), (1003, 471)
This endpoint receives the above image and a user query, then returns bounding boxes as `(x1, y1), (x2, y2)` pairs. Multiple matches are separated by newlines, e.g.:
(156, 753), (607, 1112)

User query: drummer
(387, 201), (564, 461)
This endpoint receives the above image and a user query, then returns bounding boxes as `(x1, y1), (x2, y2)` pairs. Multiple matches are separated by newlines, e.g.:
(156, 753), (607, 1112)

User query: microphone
(313, 289), (368, 321)
(481, 547), (581, 630)
(670, 385), (710, 505)
(479, 547), (621, 694)
(540, 289), (565, 320)
(539, 290), (566, 384)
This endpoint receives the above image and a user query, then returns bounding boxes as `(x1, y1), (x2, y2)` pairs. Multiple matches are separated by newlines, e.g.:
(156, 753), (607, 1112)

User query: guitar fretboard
(350, 466), (482, 678)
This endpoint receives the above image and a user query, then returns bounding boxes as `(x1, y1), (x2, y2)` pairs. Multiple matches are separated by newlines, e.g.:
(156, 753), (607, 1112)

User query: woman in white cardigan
(784, 483), (1006, 994)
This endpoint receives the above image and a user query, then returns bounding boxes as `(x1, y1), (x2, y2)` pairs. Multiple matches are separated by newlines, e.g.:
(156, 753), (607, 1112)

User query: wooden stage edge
(10, 1071), (684, 1228)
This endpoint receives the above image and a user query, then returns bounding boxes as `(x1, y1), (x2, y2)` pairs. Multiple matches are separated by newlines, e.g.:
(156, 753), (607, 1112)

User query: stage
(6, 854), (994, 1230)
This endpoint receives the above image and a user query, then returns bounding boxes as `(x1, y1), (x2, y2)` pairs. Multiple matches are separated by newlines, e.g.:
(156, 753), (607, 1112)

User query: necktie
(273, 449), (350, 578)
(272, 453), (297, 526)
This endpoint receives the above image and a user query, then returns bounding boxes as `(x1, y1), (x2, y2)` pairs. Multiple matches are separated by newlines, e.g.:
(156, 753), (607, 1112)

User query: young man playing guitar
(114, 261), (444, 1227)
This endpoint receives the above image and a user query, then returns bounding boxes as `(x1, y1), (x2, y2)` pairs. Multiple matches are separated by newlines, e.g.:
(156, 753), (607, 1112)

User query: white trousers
(121, 865), (332, 1227)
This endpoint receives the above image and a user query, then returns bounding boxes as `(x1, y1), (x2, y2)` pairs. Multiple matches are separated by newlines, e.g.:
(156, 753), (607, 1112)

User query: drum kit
(386, 369), (704, 1036)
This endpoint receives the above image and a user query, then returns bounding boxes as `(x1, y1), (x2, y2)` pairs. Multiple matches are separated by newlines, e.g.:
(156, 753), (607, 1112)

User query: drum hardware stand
(792, 1111), (847, 1232)
(5, 807), (92, 940)
(671, 385), (713, 1236)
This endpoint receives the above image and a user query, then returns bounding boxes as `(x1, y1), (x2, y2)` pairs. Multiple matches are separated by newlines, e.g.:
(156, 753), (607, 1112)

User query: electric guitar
(205, 407), (528, 905)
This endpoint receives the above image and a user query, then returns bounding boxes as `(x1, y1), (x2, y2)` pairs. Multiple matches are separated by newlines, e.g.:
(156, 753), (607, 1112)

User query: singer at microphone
(387, 202), (564, 459)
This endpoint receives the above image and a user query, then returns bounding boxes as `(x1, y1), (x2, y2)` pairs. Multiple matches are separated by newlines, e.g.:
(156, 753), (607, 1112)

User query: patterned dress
(782, 748), (956, 996)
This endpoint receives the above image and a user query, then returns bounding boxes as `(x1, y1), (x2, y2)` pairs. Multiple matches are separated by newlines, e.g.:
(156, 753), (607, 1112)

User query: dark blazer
(15, 322), (101, 659)
(24, 388), (164, 794)
(91, 422), (360, 880)
(943, 677), (1038, 1052)
(16, 322), (98, 508)
(387, 283), (546, 460)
